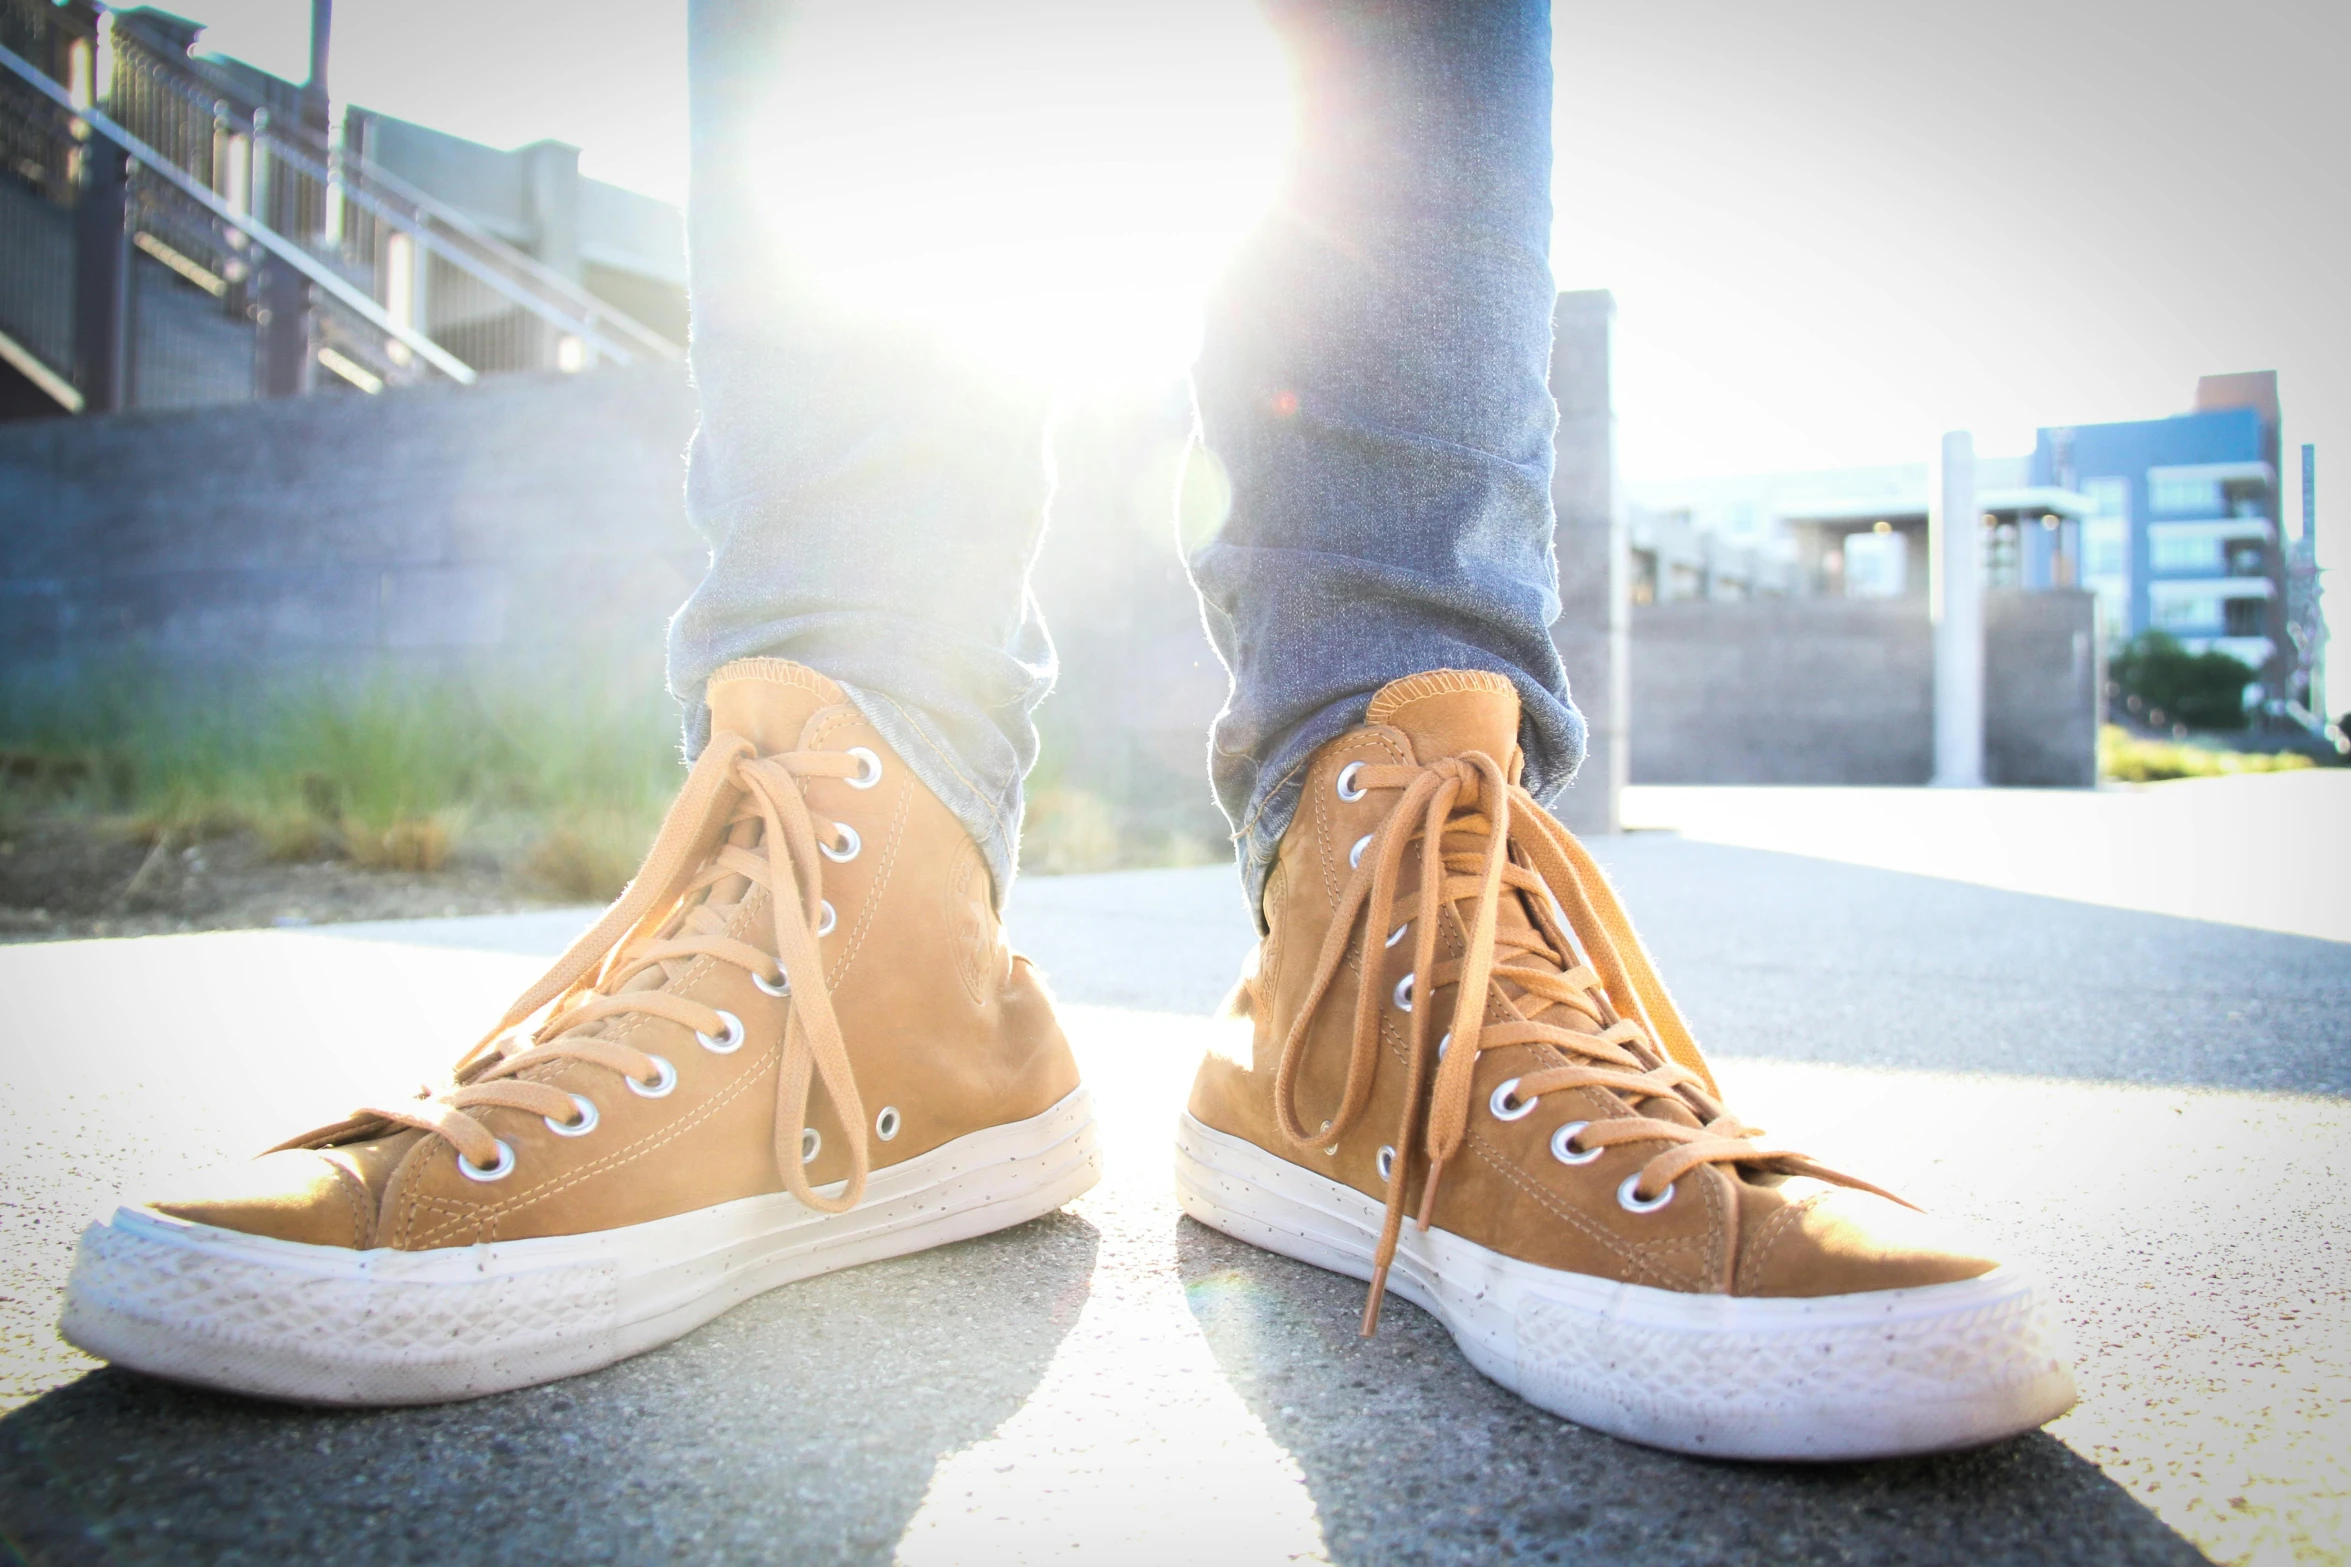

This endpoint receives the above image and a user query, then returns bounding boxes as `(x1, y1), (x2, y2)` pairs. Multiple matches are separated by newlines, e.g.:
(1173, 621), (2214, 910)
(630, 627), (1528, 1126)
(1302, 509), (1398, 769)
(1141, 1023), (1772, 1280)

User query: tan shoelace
(282, 731), (876, 1215)
(1272, 752), (1903, 1333)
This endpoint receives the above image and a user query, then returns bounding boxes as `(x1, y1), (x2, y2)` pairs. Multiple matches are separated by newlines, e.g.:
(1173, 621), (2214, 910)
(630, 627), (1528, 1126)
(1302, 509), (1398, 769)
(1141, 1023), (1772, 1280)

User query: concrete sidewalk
(1, 830), (2345, 1564)
(1625, 770), (2351, 944)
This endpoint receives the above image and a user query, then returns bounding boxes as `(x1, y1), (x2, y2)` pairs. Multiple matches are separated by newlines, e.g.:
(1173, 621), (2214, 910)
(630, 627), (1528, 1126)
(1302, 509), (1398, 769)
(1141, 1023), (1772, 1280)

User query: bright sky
(182, 0), (2351, 704)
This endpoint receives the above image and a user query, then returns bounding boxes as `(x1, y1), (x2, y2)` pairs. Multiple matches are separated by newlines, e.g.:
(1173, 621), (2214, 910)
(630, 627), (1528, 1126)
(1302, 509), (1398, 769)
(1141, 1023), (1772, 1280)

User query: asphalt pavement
(1, 820), (2345, 1565)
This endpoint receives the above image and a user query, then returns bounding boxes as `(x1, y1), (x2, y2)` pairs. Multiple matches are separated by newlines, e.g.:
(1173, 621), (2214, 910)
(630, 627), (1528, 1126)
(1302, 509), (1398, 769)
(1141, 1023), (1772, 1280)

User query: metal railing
(0, 0), (680, 413)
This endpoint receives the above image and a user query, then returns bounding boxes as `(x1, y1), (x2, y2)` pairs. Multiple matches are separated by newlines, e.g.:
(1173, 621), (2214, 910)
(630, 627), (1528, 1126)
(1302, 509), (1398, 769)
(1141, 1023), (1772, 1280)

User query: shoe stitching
(867, 690), (1016, 852)
(390, 1166), (424, 1249)
(325, 1158), (374, 1250)
(1304, 735), (1407, 910)
(400, 940), (766, 1246)
(829, 787), (905, 986)
(1231, 746), (1322, 844)
(1345, 873), (1700, 1294)
(1619, 1233), (1715, 1292)
(819, 743), (910, 989)
(1463, 1124), (1681, 1291)
(1618, 1173), (1726, 1292)
(404, 1032), (777, 1248)
(1366, 671), (1517, 728)
(1259, 914), (1284, 1005)
(1736, 1188), (1832, 1296)
(1312, 748), (1338, 906)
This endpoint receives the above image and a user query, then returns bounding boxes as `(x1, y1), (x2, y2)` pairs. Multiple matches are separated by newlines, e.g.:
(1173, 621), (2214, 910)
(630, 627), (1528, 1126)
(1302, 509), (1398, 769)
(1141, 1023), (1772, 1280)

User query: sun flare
(745, 0), (1291, 385)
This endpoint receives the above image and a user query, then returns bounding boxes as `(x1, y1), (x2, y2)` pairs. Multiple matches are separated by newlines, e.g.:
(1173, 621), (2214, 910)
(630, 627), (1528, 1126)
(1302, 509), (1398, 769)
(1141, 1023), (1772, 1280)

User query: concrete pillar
(520, 140), (583, 281)
(72, 137), (132, 413)
(1548, 289), (1626, 834)
(256, 258), (314, 397)
(520, 139), (583, 369)
(1932, 429), (1985, 786)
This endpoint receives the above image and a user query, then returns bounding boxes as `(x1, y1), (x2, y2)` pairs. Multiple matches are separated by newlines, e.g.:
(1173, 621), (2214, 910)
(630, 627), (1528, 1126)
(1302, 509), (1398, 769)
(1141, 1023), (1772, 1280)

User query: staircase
(0, 0), (682, 417)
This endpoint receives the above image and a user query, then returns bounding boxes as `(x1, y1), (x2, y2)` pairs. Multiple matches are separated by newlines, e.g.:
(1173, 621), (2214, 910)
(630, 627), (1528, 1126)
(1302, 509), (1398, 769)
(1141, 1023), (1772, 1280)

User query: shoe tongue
(1365, 673), (1703, 1129)
(1366, 670), (1522, 771)
(592, 659), (844, 1006)
(706, 658), (847, 756)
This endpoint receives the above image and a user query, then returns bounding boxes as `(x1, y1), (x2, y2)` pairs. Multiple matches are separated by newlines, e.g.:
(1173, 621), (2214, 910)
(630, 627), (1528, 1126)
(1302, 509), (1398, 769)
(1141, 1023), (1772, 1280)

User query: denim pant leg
(1191, 0), (1583, 919)
(667, 0), (1057, 905)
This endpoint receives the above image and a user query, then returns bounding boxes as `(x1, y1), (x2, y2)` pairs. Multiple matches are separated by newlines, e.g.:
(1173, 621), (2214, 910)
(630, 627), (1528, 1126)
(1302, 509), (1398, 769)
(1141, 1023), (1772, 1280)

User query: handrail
(0, 41), (477, 383)
(253, 124), (650, 365)
(94, 3), (682, 362)
(336, 143), (683, 361)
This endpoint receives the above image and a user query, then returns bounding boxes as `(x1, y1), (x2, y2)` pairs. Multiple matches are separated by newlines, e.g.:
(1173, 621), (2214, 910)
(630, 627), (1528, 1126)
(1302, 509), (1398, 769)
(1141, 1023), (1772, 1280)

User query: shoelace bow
(1272, 752), (1906, 1334)
(283, 731), (876, 1215)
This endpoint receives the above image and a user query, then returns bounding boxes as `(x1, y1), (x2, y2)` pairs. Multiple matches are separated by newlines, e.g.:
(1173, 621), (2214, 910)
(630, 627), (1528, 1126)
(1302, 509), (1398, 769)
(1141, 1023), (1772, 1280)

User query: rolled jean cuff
(839, 683), (1024, 910)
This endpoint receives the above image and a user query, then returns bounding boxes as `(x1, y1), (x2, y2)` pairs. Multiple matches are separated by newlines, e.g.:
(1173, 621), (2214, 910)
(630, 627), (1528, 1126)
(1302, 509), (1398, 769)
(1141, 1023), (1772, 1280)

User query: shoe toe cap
(147, 1149), (376, 1250)
(1737, 1183), (2000, 1298)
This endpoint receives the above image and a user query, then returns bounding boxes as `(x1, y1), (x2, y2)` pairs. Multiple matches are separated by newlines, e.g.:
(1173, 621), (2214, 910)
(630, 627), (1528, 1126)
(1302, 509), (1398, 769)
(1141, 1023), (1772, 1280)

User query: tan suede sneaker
(1176, 670), (2075, 1460)
(62, 659), (1097, 1404)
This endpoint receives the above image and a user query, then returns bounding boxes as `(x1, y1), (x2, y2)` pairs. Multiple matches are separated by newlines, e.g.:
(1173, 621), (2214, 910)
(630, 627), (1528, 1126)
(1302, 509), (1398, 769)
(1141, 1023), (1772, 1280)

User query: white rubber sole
(1175, 1112), (2076, 1461)
(61, 1088), (1100, 1406)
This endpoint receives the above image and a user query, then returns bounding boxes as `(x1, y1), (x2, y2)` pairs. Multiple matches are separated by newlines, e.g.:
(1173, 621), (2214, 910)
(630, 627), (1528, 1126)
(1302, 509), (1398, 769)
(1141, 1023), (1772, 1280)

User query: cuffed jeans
(669, 0), (1583, 923)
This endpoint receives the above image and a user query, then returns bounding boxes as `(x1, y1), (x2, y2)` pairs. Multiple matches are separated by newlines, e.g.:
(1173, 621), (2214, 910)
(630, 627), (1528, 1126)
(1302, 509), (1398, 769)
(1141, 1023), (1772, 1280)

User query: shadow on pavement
(0, 1212), (1099, 1566)
(1174, 1218), (2211, 1567)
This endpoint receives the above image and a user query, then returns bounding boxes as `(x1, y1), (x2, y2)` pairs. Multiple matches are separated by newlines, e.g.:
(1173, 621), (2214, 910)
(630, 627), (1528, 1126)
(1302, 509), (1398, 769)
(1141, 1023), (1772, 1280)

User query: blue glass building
(2033, 374), (2282, 682)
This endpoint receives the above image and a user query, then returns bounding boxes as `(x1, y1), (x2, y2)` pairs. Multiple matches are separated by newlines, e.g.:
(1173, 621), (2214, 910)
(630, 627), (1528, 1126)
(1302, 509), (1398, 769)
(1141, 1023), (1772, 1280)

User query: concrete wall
(0, 364), (702, 680)
(1, 365), (2101, 795)
(1628, 592), (2099, 786)
(1630, 598), (1935, 784)
(1986, 589), (2101, 787)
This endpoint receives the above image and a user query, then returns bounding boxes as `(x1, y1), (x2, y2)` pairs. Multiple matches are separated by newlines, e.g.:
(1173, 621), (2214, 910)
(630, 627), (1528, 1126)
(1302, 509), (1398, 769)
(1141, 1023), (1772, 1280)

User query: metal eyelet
(817, 901), (837, 937)
(545, 1094), (599, 1138)
(1386, 922), (1408, 948)
(1349, 833), (1373, 869)
(1335, 761), (1367, 801)
(1393, 972), (1415, 1011)
(876, 1106), (901, 1141)
(1490, 1078), (1537, 1121)
(628, 1055), (678, 1098)
(844, 747), (883, 789)
(753, 966), (790, 998)
(1550, 1120), (1602, 1165)
(821, 822), (860, 863)
(457, 1139), (516, 1182)
(1376, 1145), (1396, 1183)
(696, 1008), (745, 1055)
(801, 1127), (822, 1164)
(1618, 1174), (1675, 1214)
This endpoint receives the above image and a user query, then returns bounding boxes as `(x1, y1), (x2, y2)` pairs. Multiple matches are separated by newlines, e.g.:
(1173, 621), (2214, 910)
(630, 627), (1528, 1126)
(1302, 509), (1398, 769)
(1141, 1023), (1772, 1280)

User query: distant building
(1625, 372), (2299, 693)
(1626, 458), (2091, 608)
(2034, 372), (2284, 681)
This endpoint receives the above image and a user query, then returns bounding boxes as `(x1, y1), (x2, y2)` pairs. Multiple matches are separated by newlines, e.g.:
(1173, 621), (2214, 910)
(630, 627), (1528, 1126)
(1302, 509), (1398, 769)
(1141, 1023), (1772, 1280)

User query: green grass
(0, 665), (684, 896)
(0, 662), (1234, 896)
(2099, 725), (2318, 784)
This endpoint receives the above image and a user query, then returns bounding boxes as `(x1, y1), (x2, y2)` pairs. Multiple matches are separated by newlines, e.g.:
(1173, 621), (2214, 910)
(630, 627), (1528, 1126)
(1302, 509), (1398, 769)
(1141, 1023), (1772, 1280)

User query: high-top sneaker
(63, 659), (1097, 1404)
(1176, 669), (2075, 1460)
